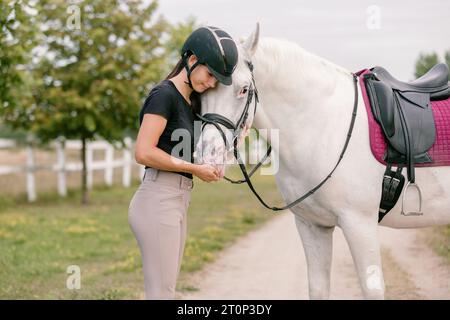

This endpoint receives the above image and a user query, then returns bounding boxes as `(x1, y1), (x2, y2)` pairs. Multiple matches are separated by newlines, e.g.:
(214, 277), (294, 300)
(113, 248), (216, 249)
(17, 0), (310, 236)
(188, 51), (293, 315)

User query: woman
(128, 26), (238, 299)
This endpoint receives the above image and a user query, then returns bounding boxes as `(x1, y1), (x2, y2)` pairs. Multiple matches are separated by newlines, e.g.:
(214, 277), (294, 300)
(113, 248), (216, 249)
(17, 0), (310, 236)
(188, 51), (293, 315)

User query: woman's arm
(135, 114), (197, 174)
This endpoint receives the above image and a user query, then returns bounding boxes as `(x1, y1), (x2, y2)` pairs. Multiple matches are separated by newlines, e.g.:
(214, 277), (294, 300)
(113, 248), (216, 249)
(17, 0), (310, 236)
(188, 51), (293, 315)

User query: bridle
(196, 61), (259, 154)
(196, 61), (359, 212)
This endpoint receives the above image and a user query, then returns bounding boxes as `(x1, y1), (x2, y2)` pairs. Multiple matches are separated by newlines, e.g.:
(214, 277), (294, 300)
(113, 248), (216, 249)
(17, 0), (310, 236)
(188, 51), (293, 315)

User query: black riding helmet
(181, 26), (238, 88)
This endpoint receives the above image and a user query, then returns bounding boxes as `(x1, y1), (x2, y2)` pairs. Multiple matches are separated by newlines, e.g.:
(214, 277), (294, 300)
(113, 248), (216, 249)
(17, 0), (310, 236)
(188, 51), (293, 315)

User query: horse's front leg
(339, 213), (385, 300)
(294, 214), (334, 300)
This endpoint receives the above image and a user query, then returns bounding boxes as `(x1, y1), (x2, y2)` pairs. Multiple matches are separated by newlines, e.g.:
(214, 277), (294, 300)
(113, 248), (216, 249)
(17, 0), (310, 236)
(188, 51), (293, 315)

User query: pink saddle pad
(358, 69), (450, 167)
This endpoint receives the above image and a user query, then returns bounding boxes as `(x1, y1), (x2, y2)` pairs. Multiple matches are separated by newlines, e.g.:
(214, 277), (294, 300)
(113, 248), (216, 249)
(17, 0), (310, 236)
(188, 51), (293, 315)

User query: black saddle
(372, 63), (450, 100)
(364, 63), (450, 221)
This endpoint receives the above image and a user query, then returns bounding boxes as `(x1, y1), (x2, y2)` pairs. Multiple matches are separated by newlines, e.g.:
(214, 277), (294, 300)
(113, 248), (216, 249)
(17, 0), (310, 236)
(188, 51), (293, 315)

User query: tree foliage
(415, 51), (449, 80)
(0, 0), (37, 119)
(1, 0), (196, 203)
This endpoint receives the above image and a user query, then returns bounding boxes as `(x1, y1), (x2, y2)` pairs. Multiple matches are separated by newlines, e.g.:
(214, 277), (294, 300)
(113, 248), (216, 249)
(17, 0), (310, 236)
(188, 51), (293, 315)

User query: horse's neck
(252, 41), (350, 127)
(251, 41), (356, 162)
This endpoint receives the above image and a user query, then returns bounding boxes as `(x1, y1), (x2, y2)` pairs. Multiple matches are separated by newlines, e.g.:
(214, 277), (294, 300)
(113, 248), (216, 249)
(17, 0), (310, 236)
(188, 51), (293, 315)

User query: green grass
(428, 225), (450, 264)
(0, 167), (283, 299)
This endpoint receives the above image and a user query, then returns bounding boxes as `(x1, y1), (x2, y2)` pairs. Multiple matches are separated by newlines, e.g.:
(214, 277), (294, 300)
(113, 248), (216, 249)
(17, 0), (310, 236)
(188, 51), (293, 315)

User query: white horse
(194, 24), (450, 299)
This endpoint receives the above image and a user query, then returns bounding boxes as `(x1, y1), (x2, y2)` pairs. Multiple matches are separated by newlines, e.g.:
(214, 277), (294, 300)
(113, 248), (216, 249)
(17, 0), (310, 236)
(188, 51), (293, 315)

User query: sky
(156, 0), (450, 80)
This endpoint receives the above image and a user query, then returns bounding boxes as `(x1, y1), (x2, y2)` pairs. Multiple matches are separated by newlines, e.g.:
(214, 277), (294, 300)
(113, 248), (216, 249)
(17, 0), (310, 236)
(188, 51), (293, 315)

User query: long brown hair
(165, 58), (201, 116)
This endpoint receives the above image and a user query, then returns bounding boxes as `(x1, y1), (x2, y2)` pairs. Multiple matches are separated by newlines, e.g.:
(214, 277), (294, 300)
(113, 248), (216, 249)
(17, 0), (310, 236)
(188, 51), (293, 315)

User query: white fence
(0, 137), (144, 202)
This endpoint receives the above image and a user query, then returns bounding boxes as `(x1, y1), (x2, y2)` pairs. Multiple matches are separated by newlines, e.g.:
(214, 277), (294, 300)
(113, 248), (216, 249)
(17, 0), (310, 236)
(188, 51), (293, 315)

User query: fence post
(123, 137), (132, 187)
(26, 135), (36, 202)
(56, 137), (67, 197)
(0, 138), (138, 197)
(105, 143), (114, 186)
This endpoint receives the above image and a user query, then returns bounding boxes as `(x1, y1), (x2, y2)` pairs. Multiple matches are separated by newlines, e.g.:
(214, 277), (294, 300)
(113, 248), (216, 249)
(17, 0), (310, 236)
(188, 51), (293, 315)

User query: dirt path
(179, 212), (449, 300)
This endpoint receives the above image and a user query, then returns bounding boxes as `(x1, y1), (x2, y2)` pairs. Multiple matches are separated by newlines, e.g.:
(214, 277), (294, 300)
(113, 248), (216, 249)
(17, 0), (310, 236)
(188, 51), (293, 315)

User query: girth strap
(378, 164), (405, 222)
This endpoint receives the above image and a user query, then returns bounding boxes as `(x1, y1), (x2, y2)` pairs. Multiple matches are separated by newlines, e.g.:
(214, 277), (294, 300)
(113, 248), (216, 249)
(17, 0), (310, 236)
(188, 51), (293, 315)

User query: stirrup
(401, 181), (423, 216)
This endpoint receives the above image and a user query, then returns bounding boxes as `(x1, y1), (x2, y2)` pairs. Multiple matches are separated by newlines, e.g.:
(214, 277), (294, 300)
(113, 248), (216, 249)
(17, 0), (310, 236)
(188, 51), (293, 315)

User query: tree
(414, 50), (450, 81)
(414, 52), (439, 78)
(446, 51), (450, 80)
(163, 16), (197, 71)
(0, 0), (37, 124)
(23, 0), (189, 204)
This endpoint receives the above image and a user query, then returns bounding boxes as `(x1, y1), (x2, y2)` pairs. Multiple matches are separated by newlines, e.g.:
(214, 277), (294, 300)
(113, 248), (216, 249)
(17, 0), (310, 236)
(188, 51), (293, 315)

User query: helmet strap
(182, 52), (200, 91)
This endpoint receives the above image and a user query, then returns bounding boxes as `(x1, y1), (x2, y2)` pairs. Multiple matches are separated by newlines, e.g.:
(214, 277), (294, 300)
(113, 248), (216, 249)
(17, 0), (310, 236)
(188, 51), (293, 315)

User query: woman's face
(188, 56), (218, 93)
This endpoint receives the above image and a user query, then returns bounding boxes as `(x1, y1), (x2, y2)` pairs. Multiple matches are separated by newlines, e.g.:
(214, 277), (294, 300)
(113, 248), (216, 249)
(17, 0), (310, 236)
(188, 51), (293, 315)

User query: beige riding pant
(128, 168), (192, 299)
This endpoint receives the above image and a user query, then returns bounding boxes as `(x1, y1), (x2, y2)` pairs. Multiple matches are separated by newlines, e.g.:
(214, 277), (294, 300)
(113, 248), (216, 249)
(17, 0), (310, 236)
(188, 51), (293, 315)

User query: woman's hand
(192, 164), (220, 182)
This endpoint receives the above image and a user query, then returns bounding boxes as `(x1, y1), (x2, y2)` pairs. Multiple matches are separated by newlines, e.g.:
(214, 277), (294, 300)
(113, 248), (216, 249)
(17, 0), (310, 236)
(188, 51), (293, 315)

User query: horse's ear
(242, 22), (260, 57)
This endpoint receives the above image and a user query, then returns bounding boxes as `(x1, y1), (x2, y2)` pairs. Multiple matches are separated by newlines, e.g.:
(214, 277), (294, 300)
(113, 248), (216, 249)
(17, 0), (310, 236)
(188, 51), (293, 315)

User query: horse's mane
(253, 37), (350, 88)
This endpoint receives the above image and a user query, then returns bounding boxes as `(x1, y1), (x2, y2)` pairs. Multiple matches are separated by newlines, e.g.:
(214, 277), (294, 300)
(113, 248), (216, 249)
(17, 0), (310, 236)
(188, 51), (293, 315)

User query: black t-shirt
(139, 79), (198, 179)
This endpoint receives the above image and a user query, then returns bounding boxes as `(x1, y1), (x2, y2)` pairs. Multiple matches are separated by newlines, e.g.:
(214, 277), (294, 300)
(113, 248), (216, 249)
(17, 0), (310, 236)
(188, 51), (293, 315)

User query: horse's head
(194, 24), (260, 177)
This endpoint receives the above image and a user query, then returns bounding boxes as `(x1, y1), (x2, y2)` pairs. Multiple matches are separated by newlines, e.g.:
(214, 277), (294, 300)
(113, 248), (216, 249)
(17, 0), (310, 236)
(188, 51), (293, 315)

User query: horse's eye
(240, 87), (248, 95)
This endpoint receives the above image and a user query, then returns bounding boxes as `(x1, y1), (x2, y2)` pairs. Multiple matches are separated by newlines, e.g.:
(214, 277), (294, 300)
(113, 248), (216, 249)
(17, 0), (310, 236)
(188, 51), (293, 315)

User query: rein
(197, 63), (359, 211)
